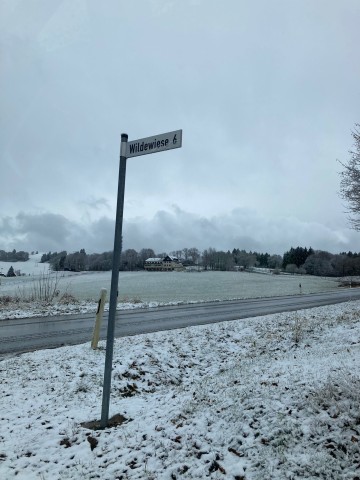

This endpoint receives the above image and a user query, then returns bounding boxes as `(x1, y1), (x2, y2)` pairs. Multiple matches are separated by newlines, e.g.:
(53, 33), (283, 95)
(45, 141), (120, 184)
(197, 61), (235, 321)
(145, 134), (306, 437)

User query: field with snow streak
(1, 266), (338, 305)
(1, 301), (360, 479)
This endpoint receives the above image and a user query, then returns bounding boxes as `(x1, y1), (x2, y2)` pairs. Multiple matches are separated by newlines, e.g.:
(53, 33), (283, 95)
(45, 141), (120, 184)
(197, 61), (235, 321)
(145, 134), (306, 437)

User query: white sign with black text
(126, 129), (182, 158)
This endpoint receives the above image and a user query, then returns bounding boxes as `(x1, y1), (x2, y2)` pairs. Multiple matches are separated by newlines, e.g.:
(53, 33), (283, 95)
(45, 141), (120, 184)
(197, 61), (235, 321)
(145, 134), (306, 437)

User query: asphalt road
(1, 289), (360, 357)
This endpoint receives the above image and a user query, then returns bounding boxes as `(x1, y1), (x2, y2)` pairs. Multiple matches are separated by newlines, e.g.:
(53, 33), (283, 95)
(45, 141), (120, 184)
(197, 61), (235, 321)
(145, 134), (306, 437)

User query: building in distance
(144, 256), (184, 272)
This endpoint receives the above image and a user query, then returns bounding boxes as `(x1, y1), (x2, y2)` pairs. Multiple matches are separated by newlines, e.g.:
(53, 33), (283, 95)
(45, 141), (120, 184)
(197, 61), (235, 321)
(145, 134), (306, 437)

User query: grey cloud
(0, 207), (358, 255)
(123, 206), (357, 255)
(78, 197), (110, 210)
(0, 212), (75, 252)
(1, 1), (360, 256)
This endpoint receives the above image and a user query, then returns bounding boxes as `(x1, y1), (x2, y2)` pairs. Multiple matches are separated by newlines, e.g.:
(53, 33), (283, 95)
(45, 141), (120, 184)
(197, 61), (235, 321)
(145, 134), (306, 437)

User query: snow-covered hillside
(0, 252), (49, 277)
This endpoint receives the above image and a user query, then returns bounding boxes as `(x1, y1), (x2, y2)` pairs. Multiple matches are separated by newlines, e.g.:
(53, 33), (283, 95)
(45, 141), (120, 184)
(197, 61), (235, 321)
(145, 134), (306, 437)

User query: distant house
(144, 255), (184, 271)
(144, 258), (163, 271)
(233, 265), (245, 272)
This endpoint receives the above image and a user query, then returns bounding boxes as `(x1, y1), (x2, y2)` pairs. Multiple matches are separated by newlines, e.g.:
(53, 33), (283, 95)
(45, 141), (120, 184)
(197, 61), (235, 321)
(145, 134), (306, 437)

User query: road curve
(1, 289), (360, 357)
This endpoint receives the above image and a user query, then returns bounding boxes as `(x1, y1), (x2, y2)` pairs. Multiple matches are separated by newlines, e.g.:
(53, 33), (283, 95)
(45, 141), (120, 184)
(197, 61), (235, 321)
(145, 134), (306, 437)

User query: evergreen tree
(282, 246), (314, 269)
(7, 266), (15, 277)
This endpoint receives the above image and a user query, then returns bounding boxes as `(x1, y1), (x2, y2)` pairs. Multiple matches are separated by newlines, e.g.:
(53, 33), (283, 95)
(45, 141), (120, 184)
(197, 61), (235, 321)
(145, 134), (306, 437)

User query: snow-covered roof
(145, 256), (179, 263)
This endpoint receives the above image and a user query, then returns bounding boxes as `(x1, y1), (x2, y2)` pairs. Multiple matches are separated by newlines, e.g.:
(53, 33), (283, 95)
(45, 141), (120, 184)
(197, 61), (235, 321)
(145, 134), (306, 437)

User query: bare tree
(303, 251), (334, 276)
(339, 124), (360, 229)
(268, 254), (283, 269)
(121, 249), (138, 271)
(138, 248), (155, 267)
(169, 250), (183, 260)
(182, 248), (189, 261)
(188, 247), (200, 264)
(285, 263), (298, 275)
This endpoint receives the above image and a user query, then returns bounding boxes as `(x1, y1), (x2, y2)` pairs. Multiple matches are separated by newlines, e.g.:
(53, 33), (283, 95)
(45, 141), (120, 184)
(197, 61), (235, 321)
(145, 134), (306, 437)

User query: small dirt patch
(81, 413), (131, 430)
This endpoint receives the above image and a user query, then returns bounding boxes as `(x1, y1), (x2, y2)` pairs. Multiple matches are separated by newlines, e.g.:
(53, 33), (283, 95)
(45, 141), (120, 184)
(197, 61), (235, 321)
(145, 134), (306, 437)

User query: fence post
(91, 288), (107, 350)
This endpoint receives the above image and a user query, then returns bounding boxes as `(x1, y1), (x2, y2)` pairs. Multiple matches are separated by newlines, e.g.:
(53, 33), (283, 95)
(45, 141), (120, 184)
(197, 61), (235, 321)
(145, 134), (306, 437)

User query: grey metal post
(100, 133), (128, 428)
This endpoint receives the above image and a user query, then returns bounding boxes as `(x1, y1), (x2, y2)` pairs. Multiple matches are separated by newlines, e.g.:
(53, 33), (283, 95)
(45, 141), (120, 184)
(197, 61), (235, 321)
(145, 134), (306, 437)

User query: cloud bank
(0, 206), (357, 256)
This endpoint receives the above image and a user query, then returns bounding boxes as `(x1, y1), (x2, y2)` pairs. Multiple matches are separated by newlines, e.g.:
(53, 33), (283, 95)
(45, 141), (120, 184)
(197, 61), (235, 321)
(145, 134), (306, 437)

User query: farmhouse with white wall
(144, 256), (184, 271)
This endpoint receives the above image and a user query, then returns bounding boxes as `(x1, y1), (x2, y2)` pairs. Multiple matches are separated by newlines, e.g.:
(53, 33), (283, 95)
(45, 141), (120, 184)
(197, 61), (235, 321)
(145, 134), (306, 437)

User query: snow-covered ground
(0, 298), (196, 321)
(0, 253), (49, 277)
(1, 300), (360, 479)
(1, 262), (339, 304)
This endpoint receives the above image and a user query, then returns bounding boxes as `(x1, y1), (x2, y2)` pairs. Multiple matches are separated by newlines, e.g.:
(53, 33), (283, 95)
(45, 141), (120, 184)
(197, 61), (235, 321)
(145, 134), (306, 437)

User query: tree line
(2, 246), (360, 277)
(36, 246), (360, 277)
(40, 248), (156, 272)
(0, 249), (29, 262)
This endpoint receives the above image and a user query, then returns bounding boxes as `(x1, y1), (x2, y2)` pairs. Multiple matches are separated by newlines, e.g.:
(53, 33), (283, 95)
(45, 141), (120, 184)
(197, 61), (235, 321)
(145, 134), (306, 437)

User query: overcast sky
(1, 0), (360, 255)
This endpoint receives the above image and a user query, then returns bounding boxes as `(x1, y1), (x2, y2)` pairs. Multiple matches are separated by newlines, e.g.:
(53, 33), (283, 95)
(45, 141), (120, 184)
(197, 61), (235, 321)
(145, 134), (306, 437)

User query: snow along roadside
(1, 301), (360, 479)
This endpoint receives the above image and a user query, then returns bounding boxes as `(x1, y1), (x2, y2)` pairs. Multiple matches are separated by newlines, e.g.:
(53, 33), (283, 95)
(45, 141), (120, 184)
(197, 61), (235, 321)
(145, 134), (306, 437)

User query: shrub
(15, 272), (61, 303)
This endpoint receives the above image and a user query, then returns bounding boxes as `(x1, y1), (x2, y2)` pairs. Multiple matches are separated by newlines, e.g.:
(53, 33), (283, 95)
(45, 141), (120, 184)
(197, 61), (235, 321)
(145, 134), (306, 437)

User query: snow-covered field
(1, 300), (360, 479)
(0, 253), (49, 277)
(0, 273), (340, 321)
(0, 255), (339, 315)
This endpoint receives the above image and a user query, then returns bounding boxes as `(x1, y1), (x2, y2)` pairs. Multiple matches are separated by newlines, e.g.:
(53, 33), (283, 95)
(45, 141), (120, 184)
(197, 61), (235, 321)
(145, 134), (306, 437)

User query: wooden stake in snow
(91, 288), (107, 350)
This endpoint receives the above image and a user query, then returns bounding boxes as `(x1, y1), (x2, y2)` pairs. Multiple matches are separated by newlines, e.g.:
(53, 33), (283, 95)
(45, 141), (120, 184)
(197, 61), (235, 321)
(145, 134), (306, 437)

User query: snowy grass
(15, 271), (62, 303)
(1, 301), (360, 478)
(0, 269), (340, 321)
(1, 269), (339, 304)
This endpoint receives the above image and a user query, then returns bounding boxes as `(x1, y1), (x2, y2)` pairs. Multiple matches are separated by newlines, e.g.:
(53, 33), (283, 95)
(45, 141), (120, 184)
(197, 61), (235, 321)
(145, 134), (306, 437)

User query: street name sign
(127, 129), (182, 158)
(101, 128), (182, 428)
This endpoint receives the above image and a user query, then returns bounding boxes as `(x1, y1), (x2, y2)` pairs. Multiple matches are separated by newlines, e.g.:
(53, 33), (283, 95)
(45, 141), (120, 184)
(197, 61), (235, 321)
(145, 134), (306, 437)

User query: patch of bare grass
(58, 293), (79, 304)
(121, 295), (143, 304)
(19, 271), (61, 303)
(0, 295), (20, 305)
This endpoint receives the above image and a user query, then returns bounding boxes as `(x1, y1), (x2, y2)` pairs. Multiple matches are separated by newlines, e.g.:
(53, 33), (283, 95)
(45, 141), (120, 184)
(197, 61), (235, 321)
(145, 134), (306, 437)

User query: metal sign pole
(100, 133), (128, 429)
(99, 129), (181, 428)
